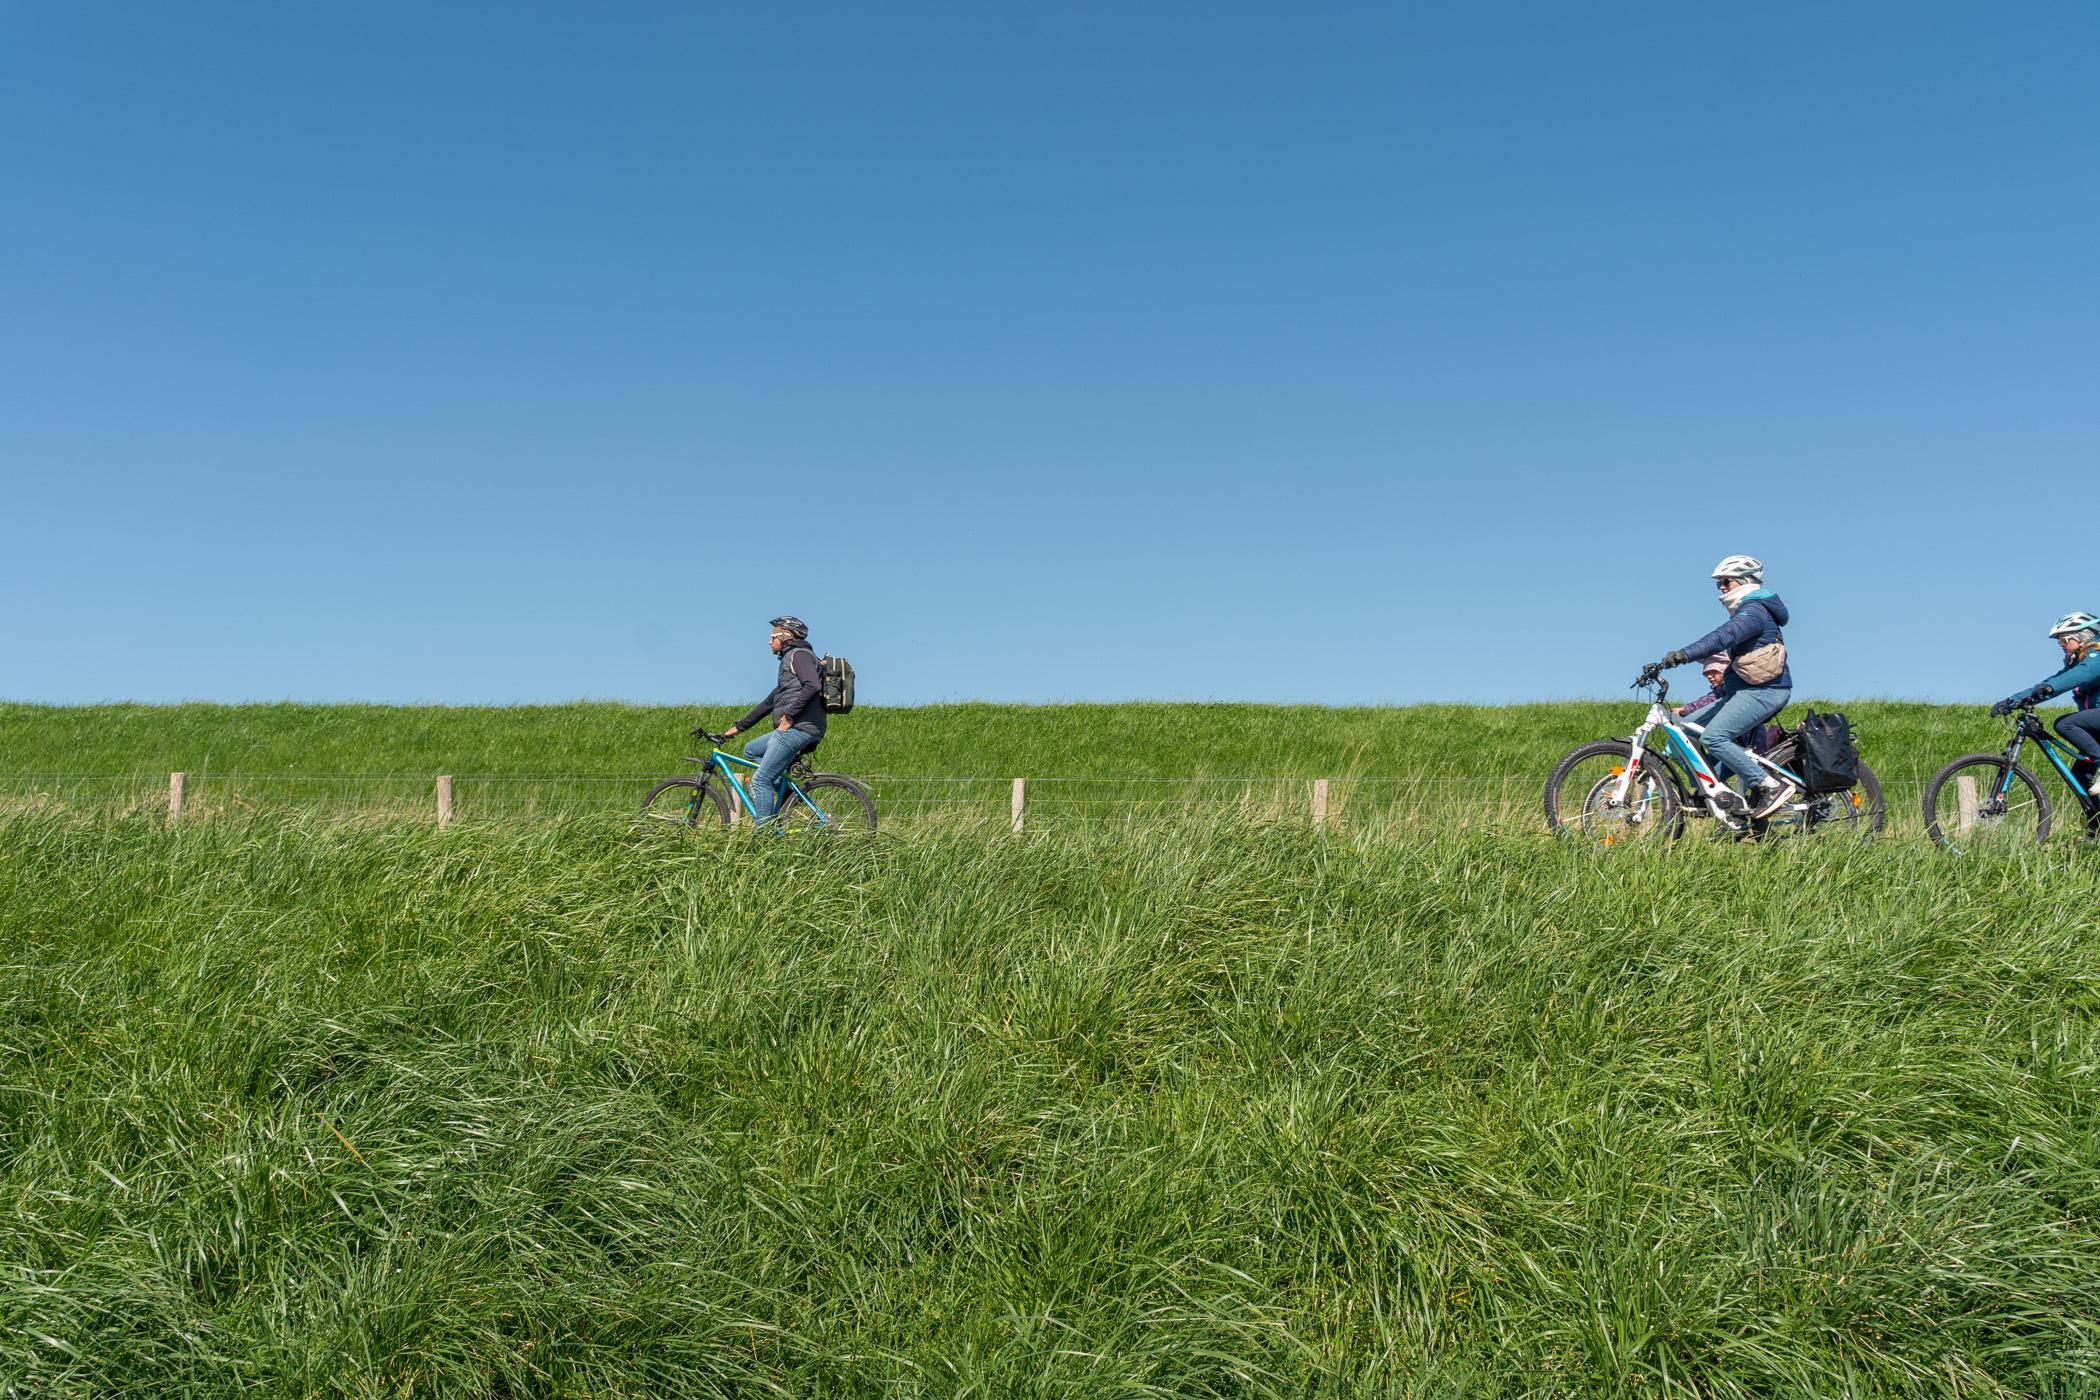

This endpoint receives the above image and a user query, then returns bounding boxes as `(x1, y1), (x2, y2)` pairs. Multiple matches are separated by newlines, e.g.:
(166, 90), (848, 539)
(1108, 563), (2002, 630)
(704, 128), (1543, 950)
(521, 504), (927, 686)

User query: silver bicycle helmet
(1710, 554), (1764, 582)
(2047, 611), (2099, 639)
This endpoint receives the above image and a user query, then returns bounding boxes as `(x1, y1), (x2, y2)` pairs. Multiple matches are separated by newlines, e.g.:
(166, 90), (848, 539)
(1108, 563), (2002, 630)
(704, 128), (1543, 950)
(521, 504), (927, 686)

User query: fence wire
(0, 767), (1945, 834)
(0, 771), (1549, 828)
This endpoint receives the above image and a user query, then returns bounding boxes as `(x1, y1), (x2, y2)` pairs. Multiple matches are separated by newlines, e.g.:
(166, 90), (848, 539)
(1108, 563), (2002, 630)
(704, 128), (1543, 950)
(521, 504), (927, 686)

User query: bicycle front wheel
(779, 774), (877, 835)
(1545, 741), (1681, 845)
(1922, 756), (2051, 852)
(639, 778), (731, 832)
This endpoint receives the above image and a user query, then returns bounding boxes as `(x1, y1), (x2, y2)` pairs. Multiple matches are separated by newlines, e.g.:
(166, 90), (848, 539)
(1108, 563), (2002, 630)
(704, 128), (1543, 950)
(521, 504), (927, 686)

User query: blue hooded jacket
(2007, 650), (2100, 711)
(1679, 590), (1792, 690)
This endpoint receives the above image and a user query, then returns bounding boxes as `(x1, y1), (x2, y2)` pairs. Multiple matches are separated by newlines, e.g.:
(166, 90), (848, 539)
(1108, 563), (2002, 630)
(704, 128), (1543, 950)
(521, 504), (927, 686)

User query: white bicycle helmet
(2048, 611), (2099, 639)
(1710, 554), (1764, 582)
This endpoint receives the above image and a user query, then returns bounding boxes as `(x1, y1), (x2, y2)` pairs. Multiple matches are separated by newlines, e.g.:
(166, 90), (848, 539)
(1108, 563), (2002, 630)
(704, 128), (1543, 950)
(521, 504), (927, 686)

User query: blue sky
(4, 2), (2094, 706)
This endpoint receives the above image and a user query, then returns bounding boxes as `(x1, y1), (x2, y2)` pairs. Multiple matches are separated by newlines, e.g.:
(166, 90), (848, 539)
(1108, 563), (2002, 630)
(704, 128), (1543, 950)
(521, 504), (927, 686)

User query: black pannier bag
(1788, 709), (1860, 793)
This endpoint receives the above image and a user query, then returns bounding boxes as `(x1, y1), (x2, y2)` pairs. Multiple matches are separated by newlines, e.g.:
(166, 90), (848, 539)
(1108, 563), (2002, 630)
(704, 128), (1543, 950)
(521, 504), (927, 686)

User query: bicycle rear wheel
(1544, 741), (1682, 845)
(638, 778), (731, 831)
(779, 774), (877, 835)
(1768, 759), (1885, 841)
(1922, 756), (2051, 852)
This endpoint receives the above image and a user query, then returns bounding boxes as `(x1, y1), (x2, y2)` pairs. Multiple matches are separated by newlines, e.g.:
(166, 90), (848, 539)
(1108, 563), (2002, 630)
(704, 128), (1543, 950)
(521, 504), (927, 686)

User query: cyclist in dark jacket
(1992, 612), (2100, 806)
(1649, 554), (1792, 817)
(720, 615), (826, 824)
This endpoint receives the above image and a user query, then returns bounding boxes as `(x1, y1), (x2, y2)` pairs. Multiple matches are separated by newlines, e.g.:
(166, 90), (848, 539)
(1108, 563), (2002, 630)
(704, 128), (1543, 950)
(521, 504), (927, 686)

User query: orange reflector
(1609, 766), (1625, 776)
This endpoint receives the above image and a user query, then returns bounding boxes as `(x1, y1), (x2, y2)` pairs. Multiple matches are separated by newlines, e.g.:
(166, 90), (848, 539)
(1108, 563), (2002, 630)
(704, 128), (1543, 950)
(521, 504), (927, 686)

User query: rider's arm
(1679, 688), (1723, 718)
(2028, 652), (2100, 703)
(730, 693), (775, 735)
(1676, 609), (1758, 665)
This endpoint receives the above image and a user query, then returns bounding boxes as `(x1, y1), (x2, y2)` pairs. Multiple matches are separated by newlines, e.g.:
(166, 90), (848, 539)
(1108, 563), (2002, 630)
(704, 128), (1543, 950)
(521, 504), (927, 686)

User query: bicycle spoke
(1927, 757), (2049, 852)
(779, 776), (877, 835)
(1548, 745), (1677, 845)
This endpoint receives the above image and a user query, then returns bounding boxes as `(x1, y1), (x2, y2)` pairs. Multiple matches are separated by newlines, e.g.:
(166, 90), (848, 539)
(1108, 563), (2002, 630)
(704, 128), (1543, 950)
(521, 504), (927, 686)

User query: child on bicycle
(1676, 653), (1779, 778)
(1991, 611), (2100, 804)
(1674, 654), (1734, 721)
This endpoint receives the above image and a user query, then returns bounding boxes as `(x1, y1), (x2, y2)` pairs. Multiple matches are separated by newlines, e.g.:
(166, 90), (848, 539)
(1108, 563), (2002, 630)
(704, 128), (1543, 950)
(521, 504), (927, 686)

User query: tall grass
(4, 813), (2098, 1395)
(0, 700), (2030, 829)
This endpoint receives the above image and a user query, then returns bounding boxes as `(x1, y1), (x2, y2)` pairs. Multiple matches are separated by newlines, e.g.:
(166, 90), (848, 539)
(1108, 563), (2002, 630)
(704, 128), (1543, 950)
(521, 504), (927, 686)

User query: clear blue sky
(4, 2), (2094, 706)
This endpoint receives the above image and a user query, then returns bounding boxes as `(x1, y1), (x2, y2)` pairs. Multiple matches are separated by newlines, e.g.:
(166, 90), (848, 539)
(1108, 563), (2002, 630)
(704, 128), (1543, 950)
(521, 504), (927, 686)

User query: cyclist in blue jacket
(1991, 612), (2100, 806)
(1648, 554), (1792, 818)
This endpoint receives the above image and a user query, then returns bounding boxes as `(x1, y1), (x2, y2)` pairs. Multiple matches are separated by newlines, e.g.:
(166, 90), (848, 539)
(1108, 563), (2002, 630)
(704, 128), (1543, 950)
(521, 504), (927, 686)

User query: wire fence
(0, 764), (1950, 833)
(0, 770), (1562, 831)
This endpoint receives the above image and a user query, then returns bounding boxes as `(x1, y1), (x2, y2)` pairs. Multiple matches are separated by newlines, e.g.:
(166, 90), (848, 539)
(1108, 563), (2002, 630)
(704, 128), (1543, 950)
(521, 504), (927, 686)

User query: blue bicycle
(640, 730), (877, 834)
(1921, 698), (2097, 851)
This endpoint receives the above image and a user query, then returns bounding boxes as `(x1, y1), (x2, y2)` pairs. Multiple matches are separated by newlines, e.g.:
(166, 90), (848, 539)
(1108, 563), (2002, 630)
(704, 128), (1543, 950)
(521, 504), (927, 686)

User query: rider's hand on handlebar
(1993, 685), (2052, 717)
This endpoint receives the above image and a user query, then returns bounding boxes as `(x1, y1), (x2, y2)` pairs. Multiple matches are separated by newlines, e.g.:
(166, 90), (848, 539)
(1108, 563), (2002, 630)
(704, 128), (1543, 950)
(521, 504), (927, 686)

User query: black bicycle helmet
(769, 615), (809, 639)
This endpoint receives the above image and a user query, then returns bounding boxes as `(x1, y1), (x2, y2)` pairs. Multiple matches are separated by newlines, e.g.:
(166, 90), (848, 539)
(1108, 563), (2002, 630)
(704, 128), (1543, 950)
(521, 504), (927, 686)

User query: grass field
(5, 703), (2098, 1395)
(0, 699), (2037, 829)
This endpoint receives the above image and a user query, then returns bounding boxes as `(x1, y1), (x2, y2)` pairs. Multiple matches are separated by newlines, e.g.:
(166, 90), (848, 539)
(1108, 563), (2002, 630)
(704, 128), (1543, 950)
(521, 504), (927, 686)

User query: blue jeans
(741, 727), (819, 823)
(1697, 684), (1790, 787)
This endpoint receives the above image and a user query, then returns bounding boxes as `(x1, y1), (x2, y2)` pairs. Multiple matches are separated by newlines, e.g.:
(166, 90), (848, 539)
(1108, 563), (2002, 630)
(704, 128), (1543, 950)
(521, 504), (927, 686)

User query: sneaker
(1745, 783), (1796, 819)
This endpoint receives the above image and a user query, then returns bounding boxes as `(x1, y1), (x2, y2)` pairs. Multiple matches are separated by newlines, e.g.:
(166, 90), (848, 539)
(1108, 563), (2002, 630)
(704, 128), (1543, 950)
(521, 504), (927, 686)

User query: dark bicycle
(640, 730), (876, 834)
(1921, 698), (2098, 852)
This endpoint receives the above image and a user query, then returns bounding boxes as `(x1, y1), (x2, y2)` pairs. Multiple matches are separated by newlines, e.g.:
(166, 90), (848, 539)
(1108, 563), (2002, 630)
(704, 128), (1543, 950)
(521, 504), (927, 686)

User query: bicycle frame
(1613, 680), (1810, 822)
(1990, 712), (2094, 805)
(688, 744), (827, 824)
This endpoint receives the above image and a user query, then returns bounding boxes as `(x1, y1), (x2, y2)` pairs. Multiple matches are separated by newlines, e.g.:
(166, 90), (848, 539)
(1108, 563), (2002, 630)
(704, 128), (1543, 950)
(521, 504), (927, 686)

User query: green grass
(0, 700), (2036, 828)
(4, 813), (2100, 1396)
(4, 702), (2096, 1393)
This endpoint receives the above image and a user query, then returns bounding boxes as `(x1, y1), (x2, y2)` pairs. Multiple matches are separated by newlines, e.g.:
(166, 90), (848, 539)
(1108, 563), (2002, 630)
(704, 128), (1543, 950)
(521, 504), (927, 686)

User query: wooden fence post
(1012, 778), (1025, 833)
(1312, 778), (1330, 828)
(1955, 775), (1978, 835)
(168, 772), (186, 822)
(436, 775), (455, 828)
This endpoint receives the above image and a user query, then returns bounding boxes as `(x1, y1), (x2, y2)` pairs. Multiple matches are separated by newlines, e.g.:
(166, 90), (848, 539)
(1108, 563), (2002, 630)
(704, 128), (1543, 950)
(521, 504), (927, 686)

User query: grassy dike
(0, 700), (2031, 829)
(4, 809), (2099, 1395)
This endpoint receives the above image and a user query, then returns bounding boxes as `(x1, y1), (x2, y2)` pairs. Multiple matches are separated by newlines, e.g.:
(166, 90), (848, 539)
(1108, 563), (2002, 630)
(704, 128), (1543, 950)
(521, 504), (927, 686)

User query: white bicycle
(1544, 672), (1884, 844)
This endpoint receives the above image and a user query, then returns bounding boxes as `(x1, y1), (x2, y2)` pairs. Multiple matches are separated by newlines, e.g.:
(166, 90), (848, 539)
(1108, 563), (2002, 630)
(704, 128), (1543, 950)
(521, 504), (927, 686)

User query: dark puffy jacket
(1679, 590), (1792, 690)
(735, 641), (827, 739)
